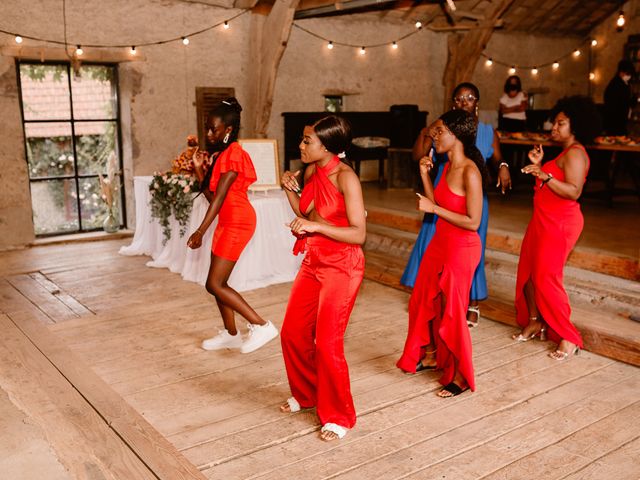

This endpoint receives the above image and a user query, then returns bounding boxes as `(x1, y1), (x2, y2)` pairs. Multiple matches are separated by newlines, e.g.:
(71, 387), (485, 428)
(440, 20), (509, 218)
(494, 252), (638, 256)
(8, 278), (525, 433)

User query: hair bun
(222, 97), (242, 113)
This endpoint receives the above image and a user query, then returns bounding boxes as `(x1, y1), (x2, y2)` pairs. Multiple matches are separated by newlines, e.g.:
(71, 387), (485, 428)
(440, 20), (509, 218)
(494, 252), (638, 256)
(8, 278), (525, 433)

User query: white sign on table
(239, 139), (280, 190)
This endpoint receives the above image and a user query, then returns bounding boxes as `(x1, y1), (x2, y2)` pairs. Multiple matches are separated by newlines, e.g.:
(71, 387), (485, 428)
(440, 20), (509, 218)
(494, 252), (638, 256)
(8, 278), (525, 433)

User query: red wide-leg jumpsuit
(281, 156), (365, 429)
(396, 163), (481, 391)
(515, 145), (589, 348)
(209, 142), (257, 261)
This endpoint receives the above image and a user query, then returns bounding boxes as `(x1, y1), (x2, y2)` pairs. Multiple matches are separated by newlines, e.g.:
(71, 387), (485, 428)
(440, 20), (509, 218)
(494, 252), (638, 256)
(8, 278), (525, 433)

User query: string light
(485, 58), (493, 67)
(327, 41), (333, 50)
(129, 46), (137, 55)
(392, 41), (398, 49)
(531, 67), (538, 75)
(509, 66), (516, 75)
(617, 10), (626, 31)
(359, 46), (366, 55)
(589, 72), (596, 81)
(223, 21), (230, 29)
(75, 45), (83, 56)
(415, 21), (422, 29)
(182, 36), (189, 45)
(573, 49), (581, 57)
(15, 35), (22, 44)
(552, 61), (560, 70)
(591, 39), (598, 47)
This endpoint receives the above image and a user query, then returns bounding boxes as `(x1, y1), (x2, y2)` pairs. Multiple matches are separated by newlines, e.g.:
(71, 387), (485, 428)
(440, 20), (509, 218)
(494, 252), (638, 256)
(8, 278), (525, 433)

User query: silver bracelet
(498, 162), (509, 169)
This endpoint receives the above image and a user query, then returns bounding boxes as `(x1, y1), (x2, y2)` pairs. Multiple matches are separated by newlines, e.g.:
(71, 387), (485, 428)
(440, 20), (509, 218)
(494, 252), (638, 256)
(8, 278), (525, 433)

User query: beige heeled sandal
(512, 316), (547, 342)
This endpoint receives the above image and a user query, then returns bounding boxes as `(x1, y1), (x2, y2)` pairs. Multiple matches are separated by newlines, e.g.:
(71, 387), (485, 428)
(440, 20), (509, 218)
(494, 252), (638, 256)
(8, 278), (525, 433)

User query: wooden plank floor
(1, 239), (639, 479)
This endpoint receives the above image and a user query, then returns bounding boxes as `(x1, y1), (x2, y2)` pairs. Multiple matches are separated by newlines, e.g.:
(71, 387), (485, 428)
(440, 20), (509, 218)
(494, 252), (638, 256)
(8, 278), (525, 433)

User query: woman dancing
(513, 96), (600, 360)
(401, 82), (511, 327)
(279, 115), (366, 441)
(397, 109), (488, 397)
(187, 98), (278, 353)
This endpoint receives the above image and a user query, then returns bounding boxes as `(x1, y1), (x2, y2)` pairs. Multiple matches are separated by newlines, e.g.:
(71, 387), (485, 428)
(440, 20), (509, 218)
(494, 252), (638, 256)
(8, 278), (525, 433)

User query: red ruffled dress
(209, 142), (257, 261)
(397, 163), (481, 391)
(515, 145), (589, 348)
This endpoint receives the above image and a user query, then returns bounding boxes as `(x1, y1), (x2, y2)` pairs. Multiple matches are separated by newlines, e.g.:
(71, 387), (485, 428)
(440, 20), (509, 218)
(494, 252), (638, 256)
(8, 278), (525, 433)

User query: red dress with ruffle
(515, 145), (589, 348)
(209, 142), (257, 261)
(397, 163), (481, 391)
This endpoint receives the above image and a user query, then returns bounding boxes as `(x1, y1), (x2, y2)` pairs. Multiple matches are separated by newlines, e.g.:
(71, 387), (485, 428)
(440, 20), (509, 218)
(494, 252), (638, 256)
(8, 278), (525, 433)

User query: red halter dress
(397, 163), (481, 391)
(515, 145), (589, 348)
(281, 156), (365, 429)
(208, 142), (257, 261)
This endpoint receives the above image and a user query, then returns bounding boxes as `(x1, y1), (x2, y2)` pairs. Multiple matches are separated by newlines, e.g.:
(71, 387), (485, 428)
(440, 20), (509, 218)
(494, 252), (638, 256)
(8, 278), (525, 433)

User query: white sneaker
(201, 329), (243, 351)
(240, 321), (279, 353)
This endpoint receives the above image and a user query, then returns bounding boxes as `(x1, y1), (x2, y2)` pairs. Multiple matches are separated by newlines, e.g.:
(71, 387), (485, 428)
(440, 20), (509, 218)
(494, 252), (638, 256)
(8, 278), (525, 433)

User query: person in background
(279, 116), (366, 442)
(603, 59), (635, 135)
(514, 95), (601, 361)
(187, 98), (279, 354)
(402, 82), (512, 327)
(499, 75), (528, 132)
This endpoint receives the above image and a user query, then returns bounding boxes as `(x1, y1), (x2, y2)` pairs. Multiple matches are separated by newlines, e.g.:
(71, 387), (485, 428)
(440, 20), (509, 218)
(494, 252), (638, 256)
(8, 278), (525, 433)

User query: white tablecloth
(119, 176), (302, 292)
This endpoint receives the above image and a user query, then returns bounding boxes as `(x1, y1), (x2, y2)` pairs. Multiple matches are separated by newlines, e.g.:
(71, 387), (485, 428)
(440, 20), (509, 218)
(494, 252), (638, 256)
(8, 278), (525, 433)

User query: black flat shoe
(437, 382), (469, 398)
(415, 360), (437, 372)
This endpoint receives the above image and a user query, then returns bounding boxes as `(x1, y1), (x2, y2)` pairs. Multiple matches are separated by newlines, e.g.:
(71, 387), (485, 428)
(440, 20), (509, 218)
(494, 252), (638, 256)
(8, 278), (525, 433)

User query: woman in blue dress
(401, 82), (512, 326)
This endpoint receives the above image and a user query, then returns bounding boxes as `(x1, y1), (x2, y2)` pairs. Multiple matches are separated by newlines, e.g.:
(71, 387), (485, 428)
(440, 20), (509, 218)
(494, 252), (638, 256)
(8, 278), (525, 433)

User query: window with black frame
(17, 61), (125, 236)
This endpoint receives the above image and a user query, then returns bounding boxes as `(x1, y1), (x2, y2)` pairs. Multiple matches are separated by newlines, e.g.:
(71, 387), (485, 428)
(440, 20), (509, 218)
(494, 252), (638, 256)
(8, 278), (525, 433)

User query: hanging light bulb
(415, 21), (422, 29)
(129, 46), (137, 55)
(591, 39), (598, 47)
(327, 41), (333, 50)
(75, 45), (83, 56)
(15, 35), (23, 44)
(617, 10), (626, 31)
(182, 37), (190, 45)
(573, 49), (581, 57)
(485, 58), (493, 67)
(509, 66), (516, 75)
(531, 67), (538, 75)
(392, 41), (398, 49)
(359, 46), (366, 55)
(552, 61), (560, 70)
(223, 21), (230, 29)
(589, 72), (596, 81)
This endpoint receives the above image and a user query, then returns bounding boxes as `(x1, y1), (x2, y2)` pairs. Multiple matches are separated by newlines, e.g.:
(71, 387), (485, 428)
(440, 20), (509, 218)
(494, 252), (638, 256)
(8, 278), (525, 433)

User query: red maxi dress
(281, 156), (365, 429)
(397, 163), (481, 391)
(209, 142), (257, 261)
(515, 145), (589, 348)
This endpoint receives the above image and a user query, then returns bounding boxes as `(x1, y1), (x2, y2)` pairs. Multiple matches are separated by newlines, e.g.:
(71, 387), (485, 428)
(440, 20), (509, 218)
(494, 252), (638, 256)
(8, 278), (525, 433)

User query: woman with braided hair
(397, 109), (488, 397)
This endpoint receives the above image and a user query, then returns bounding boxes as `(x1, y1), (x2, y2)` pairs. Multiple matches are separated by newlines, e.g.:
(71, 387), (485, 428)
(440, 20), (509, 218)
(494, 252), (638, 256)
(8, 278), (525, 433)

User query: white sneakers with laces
(240, 321), (279, 353)
(201, 329), (243, 350)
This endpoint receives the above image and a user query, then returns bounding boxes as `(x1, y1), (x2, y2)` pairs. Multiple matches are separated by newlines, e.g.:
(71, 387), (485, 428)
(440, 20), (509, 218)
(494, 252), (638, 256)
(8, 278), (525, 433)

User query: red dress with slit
(209, 142), (257, 261)
(281, 156), (365, 429)
(515, 145), (589, 348)
(396, 163), (481, 391)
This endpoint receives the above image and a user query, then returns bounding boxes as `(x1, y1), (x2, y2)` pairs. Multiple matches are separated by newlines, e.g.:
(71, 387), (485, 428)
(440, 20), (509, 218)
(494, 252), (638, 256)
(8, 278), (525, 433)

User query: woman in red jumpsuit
(187, 98), (278, 354)
(397, 109), (488, 398)
(279, 115), (366, 441)
(514, 96), (601, 360)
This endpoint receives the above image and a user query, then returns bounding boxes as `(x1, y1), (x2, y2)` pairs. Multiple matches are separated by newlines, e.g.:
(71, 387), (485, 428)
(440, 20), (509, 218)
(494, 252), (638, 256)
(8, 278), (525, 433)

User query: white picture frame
(239, 139), (281, 190)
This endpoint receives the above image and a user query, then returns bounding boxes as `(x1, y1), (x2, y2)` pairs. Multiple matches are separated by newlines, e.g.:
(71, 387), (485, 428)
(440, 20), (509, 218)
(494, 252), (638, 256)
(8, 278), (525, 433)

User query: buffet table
(119, 176), (302, 292)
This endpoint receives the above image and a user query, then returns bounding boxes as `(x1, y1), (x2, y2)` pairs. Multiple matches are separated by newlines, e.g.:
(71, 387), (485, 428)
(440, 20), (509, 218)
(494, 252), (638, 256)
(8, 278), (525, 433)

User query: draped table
(119, 176), (302, 292)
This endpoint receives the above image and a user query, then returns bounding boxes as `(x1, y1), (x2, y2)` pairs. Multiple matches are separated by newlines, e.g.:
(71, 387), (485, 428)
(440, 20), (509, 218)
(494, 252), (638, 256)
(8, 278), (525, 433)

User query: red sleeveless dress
(515, 145), (589, 348)
(208, 142), (257, 261)
(281, 156), (365, 429)
(397, 163), (481, 391)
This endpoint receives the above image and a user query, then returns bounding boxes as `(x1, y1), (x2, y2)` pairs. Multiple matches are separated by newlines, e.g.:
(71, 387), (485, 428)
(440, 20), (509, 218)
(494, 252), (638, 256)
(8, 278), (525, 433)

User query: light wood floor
(1, 239), (639, 479)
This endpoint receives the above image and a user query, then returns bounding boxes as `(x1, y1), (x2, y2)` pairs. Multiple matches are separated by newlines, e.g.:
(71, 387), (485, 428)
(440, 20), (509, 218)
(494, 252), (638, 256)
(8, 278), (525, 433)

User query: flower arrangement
(149, 172), (200, 244)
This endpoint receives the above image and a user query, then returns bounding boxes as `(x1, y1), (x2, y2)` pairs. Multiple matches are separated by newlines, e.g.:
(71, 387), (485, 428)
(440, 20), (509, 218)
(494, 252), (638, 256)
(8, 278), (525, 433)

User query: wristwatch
(541, 173), (554, 185)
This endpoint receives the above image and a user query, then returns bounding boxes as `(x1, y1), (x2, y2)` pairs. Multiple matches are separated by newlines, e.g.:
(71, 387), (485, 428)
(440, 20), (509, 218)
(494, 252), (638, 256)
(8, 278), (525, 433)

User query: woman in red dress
(279, 115), (366, 441)
(514, 96), (601, 360)
(397, 109), (488, 398)
(187, 98), (278, 354)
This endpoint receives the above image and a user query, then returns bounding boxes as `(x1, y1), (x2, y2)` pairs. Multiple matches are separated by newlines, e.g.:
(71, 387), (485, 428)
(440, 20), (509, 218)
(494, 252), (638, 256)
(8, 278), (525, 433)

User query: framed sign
(239, 139), (281, 190)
